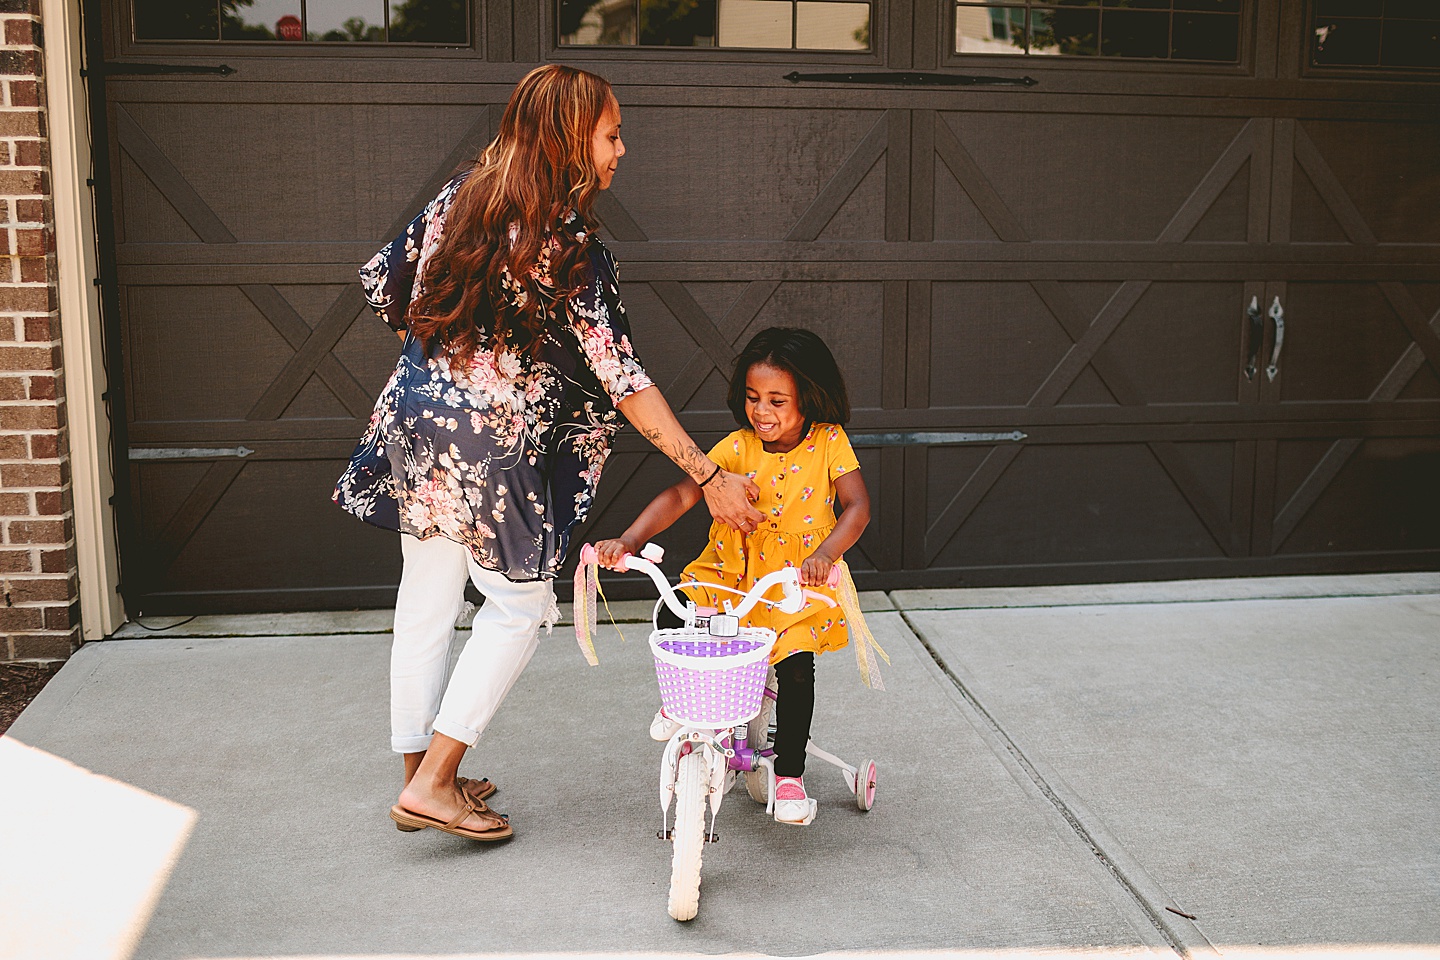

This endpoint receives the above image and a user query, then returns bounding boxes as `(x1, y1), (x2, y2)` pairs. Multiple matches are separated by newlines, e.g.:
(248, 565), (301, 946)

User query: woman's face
(591, 97), (625, 191)
(745, 363), (806, 451)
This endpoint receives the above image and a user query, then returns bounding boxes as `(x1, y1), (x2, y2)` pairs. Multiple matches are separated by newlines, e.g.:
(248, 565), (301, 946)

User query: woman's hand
(799, 550), (836, 588)
(594, 538), (636, 570)
(700, 470), (762, 534)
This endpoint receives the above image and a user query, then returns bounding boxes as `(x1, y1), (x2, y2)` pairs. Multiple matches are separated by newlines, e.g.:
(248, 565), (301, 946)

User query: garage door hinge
(82, 62), (236, 78)
(851, 431), (1026, 446)
(128, 446), (255, 461)
(784, 71), (1036, 87)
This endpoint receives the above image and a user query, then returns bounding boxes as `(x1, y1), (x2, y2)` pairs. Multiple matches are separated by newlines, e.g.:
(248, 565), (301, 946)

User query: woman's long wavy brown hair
(407, 64), (615, 368)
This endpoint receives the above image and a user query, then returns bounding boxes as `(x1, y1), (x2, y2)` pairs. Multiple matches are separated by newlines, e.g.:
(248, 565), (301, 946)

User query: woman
(334, 64), (762, 841)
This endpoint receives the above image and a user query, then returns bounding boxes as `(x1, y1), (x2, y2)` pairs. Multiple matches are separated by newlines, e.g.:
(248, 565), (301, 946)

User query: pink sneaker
(773, 776), (817, 825)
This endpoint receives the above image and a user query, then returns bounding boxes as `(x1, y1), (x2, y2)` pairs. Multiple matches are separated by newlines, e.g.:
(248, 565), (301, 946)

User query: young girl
(596, 327), (871, 826)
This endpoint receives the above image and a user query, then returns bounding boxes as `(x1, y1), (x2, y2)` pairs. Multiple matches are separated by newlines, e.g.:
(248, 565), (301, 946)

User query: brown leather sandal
(393, 776), (496, 832)
(389, 794), (512, 841)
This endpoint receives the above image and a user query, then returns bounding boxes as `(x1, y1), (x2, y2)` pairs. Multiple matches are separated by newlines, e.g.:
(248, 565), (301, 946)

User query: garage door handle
(1244, 295), (1262, 381)
(1266, 296), (1285, 382)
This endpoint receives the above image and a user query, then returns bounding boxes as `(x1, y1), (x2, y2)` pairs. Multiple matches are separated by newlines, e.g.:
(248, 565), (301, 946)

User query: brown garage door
(92, 0), (1440, 613)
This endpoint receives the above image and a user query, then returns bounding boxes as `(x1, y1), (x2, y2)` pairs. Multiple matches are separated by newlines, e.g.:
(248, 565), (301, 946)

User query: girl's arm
(799, 471), (871, 587)
(594, 479), (702, 569)
(616, 386), (761, 531)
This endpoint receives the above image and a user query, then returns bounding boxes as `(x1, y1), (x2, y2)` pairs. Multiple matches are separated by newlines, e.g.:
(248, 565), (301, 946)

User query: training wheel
(855, 759), (877, 811)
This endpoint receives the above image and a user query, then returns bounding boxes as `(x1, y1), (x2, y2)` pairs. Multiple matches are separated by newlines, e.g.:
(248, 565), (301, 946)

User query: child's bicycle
(589, 543), (878, 922)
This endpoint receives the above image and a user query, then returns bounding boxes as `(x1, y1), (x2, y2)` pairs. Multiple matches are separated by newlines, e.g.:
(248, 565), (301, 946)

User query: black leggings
(770, 651), (815, 778)
(657, 603), (815, 778)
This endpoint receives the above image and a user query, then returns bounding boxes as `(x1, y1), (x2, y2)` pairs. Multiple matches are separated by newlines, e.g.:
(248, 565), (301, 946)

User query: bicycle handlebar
(611, 553), (692, 622)
(612, 549), (808, 624)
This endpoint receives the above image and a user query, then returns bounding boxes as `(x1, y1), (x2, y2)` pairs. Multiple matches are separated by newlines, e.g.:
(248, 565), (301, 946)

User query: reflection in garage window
(1311, 2), (1440, 69)
(955, 0), (1240, 62)
(134, 0), (467, 42)
(558, 0), (870, 50)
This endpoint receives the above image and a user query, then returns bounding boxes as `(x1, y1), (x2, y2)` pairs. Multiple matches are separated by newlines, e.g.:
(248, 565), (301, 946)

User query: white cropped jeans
(390, 533), (554, 754)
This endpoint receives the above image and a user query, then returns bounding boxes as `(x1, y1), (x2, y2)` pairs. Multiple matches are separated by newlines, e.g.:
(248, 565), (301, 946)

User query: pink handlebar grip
(579, 542), (628, 572)
(827, 565), (842, 588)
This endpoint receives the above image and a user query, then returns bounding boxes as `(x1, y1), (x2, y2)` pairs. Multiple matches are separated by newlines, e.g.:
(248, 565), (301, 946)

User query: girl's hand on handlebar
(701, 470), (763, 533)
(799, 552), (836, 588)
(594, 538), (636, 570)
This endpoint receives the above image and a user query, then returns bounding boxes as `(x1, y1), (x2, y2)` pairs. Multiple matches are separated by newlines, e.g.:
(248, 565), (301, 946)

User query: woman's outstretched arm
(616, 386), (762, 531)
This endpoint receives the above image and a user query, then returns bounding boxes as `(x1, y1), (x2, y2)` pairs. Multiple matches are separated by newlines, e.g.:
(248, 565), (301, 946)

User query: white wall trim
(43, 0), (124, 640)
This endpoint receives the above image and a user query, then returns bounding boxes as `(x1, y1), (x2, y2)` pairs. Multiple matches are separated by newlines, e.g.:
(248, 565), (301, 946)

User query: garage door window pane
(1172, 12), (1238, 60)
(1314, 0), (1373, 15)
(559, 0), (638, 44)
(1031, 7), (1100, 56)
(956, 4), (1025, 53)
(640, 0), (717, 45)
(135, 0), (219, 39)
(1311, 8), (1440, 69)
(390, 0), (468, 42)
(1099, 9), (1168, 57)
(307, 0), (383, 39)
(796, 2), (869, 50)
(717, 0), (790, 47)
(220, 0), (300, 38)
(1380, 20), (1440, 68)
(961, 0), (1240, 62)
(562, 0), (871, 49)
(1385, 0), (1440, 18)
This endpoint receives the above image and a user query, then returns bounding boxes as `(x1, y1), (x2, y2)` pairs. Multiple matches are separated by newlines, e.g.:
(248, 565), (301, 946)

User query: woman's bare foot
(401, 750), (495, 802)
(396, 777), (508, 834)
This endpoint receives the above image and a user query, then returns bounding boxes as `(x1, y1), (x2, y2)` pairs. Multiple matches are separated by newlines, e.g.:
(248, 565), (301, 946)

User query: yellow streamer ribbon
(573, 554), (599, 666)
(573, 549), (627, 667)
(834, 558), (890, 690)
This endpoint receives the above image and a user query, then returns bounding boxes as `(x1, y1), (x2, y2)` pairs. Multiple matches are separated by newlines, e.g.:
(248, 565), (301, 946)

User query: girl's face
(745, 363), (806, 450)
(591, 97), (624, 191)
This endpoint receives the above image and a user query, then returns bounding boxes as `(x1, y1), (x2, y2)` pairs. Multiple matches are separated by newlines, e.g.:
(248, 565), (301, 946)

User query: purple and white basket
(649, 626), (776, 728)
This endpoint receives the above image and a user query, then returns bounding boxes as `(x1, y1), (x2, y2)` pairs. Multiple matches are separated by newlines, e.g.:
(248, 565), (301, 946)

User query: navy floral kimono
(334, 174), (653, 581)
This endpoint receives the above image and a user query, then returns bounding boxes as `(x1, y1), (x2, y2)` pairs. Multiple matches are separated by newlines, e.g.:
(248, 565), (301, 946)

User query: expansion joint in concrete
(900, 609), (1213, 959)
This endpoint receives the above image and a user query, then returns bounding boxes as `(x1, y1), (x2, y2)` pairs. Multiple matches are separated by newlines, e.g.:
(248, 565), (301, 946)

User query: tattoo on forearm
(639, 426), (712, 481)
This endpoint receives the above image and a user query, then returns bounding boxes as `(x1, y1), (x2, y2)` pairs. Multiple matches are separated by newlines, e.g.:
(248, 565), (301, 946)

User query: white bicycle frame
(614, 548), (851, 836)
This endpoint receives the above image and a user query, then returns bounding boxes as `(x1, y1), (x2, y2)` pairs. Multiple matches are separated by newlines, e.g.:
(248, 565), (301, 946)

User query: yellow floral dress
(678, 423), (861, 664)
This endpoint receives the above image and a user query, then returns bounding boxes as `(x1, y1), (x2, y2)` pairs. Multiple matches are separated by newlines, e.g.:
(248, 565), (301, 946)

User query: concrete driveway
(5, 573), (1438, 959)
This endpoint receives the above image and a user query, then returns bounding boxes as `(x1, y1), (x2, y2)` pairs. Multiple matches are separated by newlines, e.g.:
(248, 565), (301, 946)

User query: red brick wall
(0, 2), (80, 661)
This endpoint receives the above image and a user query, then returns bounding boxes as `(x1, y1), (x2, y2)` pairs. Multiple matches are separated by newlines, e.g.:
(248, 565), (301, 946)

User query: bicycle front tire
(668, 750), (707, 921)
